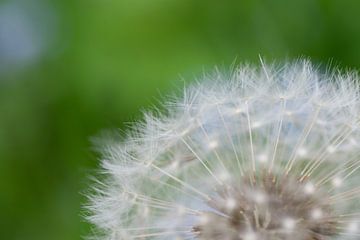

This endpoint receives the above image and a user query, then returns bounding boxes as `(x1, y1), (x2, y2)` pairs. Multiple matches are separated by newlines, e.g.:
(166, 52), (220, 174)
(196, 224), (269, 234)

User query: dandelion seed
(332, 176), (343, 187)
(208, 140), (218, 149)
(311, 208), (323, 219)
(297, 147), (308, 157)
(242, 231), (257, 240)
(234, 108), (243, 114)
(87, 60), (360, 240)
(257, 153), (268, 163)
(347, 222), (358, 233)
(282, 217), (296, 231)
(304, 182), (315, 194)
(225, 198), (237, 210)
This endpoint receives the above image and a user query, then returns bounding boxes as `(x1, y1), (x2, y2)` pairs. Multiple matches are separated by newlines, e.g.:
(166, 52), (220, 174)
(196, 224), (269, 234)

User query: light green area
(1, 0), (360, 239)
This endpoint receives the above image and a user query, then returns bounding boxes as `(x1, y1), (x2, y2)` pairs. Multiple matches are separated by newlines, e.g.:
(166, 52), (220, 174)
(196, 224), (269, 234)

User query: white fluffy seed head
(87, 60), (360, 240)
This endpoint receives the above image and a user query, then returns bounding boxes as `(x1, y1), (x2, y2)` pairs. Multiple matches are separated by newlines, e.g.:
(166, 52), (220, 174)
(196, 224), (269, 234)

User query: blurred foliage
(1, 0), (360, 239)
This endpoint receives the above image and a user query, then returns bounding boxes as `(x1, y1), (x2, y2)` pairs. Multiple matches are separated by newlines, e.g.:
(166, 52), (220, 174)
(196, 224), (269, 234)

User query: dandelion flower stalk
(87, 60), (360, 240)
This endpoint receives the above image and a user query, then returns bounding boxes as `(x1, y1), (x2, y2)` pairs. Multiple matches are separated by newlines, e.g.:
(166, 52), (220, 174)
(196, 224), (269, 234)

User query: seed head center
(193, 172), (338, 240)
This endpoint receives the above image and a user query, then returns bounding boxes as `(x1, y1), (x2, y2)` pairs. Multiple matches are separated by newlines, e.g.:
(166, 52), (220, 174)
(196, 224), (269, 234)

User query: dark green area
(1, 0), (360, 239)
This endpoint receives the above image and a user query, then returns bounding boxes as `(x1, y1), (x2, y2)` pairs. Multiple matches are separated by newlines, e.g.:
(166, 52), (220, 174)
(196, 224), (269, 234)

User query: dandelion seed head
(87, 60), (360, 240)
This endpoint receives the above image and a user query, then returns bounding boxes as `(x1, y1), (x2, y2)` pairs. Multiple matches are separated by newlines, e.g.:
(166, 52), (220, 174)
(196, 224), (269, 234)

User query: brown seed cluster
(193, 172), (338, 240)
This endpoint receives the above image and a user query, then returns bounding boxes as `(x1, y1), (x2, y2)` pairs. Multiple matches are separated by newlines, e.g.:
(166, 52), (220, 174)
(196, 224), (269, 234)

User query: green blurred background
(1, 0), (360, 239)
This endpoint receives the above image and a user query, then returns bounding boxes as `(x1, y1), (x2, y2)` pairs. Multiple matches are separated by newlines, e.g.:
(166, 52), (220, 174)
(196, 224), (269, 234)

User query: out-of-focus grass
(1, 0), (360, 239)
